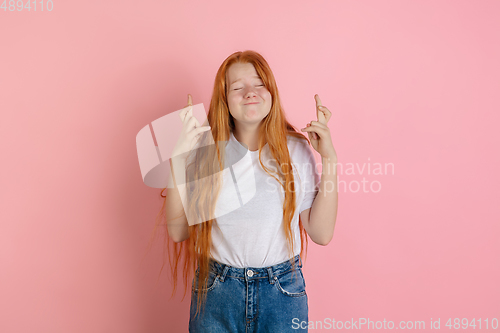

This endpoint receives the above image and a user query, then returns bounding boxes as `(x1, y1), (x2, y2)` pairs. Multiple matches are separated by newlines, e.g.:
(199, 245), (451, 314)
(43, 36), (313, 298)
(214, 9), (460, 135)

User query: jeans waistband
(204, 254), (303, 283)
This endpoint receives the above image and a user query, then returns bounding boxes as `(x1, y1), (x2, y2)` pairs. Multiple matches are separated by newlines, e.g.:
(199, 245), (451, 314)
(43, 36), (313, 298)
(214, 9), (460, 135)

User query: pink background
(1, 0), (499, 332)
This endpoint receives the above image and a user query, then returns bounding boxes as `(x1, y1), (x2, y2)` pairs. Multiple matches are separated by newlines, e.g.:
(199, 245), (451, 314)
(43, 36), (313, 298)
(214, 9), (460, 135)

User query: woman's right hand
(171, 94), (211, 160)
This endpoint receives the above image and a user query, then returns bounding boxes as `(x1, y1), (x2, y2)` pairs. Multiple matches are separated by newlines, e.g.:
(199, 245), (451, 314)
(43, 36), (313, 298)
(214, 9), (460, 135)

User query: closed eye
(233, 84), (264, 91)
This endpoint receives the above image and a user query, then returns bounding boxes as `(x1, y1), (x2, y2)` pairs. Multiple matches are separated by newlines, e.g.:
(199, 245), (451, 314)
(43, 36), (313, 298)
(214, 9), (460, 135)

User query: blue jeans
(189, 254), (308, 332)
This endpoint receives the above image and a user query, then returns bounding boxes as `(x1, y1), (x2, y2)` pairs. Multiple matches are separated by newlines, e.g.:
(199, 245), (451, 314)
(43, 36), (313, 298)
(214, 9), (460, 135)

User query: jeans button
(247, 269), (254, 277)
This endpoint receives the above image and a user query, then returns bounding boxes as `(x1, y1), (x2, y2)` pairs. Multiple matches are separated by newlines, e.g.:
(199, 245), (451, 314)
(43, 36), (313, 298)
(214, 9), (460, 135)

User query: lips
(244, 102), (259, 105)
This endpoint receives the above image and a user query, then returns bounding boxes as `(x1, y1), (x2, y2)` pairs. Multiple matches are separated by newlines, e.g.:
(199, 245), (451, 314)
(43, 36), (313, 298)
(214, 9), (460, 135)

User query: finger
(309, 120), (330, 130)
(319, 105), (332, 123)
(301, 127), (324, 140)
(318, 106), (326, 124)
(304, 123), (314, 140)
(314, 94), (326, 123)
(307, 124), (329, 137)
(192, 115), (202, 129)
(185, 114), (199, 130)
(315, 94), (323, 107)
(191, 126), (212, 137)
(301, 125), (318, 139)
(180, 112), (197, 133)
(304, 124), (314, 141)
(186, 102), (194, 120)
(187, 126), (211, 147)
(187, 94), (193, 106)
(301, 123), (328, 138)
(318, 105), (332, 123)
(180, 105), (193, 122)
(307, 123), (318, 140)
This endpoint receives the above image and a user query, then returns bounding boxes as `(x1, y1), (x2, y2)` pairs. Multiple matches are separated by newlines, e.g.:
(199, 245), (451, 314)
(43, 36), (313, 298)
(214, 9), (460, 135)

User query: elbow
(316, 239), (330, 246)
(167, 227), (190, 243)
(170, 236), (183, 243)
(315, 234), (333, 246)
(170, 234), (189, 243)
(316, 221), (337, 246)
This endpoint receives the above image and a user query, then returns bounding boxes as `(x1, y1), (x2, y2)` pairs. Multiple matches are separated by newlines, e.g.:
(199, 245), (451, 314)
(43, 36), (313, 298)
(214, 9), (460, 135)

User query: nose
(244, 87), (257, 98)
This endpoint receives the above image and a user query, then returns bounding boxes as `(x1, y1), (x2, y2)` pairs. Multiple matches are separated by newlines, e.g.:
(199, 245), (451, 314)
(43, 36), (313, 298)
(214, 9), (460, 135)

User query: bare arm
(300, 94), (338, 246)
(165, 93), (210, 242)
(300, 156), (338, 246)
(165, 158), (190, 243)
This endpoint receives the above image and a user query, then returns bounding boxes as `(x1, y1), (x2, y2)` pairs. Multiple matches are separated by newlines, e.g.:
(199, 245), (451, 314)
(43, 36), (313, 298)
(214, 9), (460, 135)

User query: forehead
(227, 63), (261, 85)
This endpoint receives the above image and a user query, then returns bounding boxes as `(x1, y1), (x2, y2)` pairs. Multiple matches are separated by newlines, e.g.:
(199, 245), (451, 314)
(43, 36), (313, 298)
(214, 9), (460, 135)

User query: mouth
(244, 102), (259, 105)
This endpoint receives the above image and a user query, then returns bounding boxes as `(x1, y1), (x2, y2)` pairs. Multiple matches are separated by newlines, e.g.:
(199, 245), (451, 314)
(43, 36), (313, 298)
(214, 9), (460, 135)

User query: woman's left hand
(301, 94), (337, 160)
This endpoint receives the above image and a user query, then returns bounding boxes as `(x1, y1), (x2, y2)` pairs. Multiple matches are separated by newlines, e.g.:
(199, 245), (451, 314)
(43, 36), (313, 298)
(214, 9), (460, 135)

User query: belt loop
(219, 265), (230, 282)
(267, 267), (274, 284)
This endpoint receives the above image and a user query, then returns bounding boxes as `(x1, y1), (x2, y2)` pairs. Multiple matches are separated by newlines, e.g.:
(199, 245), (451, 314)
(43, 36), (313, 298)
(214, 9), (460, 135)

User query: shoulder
(286, 134), (312, 156)
(285, 135), (316, 174)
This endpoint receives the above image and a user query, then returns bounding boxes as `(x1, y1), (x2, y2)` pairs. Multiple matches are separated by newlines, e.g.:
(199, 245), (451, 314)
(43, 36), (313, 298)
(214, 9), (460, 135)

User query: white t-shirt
(209, 132), (320, 268)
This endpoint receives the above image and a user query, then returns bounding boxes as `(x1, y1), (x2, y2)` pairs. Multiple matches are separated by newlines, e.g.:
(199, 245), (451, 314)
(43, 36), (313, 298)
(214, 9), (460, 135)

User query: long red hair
(147, 50), (312, 319)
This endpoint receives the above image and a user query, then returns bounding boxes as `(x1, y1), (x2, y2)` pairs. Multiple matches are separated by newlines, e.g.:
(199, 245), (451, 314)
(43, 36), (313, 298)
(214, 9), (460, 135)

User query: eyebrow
(230, 75), (262, 86)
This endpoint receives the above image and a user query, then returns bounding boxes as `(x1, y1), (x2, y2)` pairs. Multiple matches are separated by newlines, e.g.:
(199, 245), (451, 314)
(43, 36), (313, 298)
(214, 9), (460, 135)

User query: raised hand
(171, 94), (211, 160)
(300, 94), (337, 160)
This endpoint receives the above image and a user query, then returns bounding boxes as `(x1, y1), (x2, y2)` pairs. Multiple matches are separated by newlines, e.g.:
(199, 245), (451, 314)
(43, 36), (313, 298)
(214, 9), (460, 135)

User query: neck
(233, 127), (260, 152)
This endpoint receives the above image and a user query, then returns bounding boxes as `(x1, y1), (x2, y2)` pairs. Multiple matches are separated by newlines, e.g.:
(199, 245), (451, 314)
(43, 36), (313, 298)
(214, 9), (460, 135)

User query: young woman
(155, 50), (338, 332)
